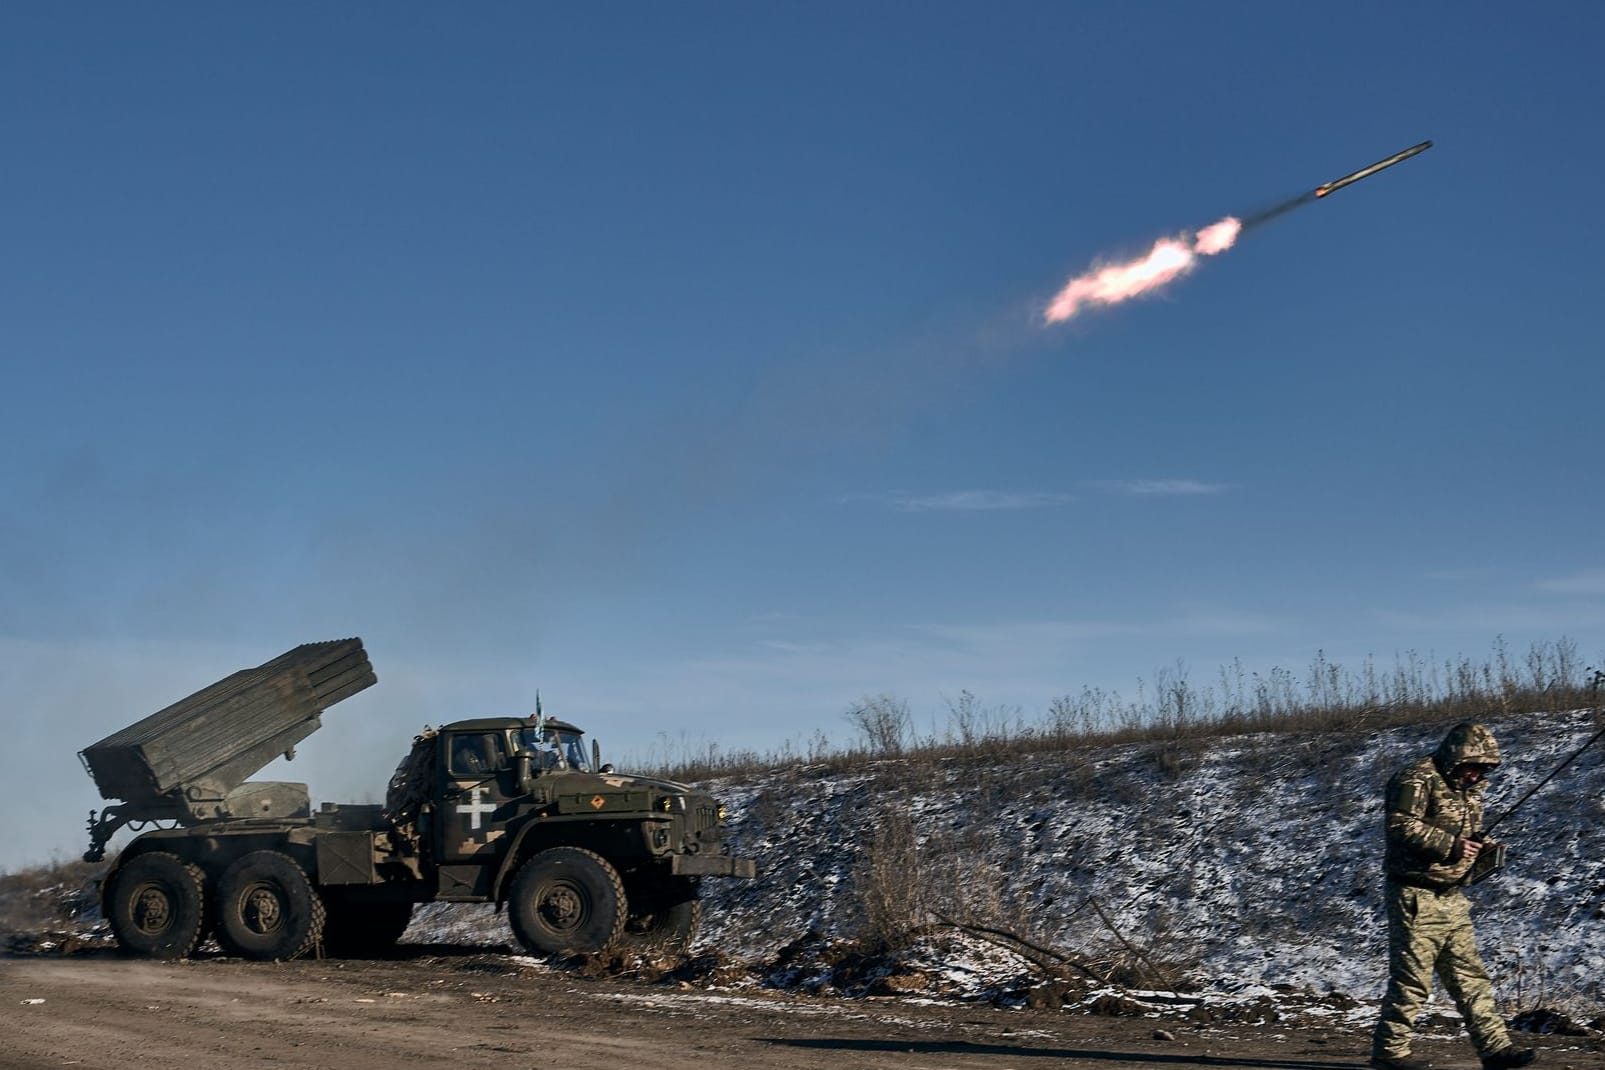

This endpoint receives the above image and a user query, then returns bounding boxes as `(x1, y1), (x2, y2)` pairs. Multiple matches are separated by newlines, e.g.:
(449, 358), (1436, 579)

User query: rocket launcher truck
(79, 639), (755, 960)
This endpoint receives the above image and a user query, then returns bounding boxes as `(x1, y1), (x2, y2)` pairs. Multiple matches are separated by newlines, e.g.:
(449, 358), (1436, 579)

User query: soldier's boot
(1371, 1055), (1433, 1070)
(1481, 1047), (1536, 1070)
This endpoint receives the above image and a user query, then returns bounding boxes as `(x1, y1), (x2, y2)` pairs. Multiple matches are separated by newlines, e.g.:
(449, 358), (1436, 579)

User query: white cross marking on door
(456, 787), (496, 831)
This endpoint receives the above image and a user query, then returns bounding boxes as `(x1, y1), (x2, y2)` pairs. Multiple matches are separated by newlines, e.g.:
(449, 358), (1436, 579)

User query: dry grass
(632, 638), (1601, 784)
(850, 802), (925, 953)
(0, 858), (105, 935)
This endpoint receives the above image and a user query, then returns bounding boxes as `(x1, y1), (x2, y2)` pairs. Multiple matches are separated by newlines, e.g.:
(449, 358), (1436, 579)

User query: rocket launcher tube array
(80, 638), (376, 810)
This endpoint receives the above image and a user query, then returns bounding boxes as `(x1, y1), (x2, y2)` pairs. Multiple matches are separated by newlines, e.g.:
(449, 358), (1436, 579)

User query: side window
(449, 732), (505, 777)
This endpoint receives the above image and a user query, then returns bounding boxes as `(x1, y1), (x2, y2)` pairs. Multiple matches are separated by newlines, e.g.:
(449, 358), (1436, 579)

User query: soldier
(1370, 722), (1537, 1070)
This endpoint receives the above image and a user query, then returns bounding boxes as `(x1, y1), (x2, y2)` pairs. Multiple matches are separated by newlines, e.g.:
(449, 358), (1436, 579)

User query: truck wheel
(105, 852), (207, 959)
(214, 850), (326, 961)
(623, 896), (702, 953)
(507, 847), (626, 956)
(319, 896), (413, 958)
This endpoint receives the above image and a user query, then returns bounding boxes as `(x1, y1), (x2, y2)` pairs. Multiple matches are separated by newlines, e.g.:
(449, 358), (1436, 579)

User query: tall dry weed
(632, 638), (1601, 788)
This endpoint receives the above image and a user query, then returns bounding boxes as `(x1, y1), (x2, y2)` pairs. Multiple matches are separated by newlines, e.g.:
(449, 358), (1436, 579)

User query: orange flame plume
(1043, 215), (1242, 324)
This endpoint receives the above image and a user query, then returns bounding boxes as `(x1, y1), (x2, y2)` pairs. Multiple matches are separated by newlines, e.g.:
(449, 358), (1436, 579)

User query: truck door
(438, 730), (514, 864)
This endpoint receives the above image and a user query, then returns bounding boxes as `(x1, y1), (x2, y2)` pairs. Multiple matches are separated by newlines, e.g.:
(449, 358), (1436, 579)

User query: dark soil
(4, 948), (1599, 1070)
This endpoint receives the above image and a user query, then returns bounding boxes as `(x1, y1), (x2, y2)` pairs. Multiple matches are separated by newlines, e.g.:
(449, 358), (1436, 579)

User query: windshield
(515, 725), (590, 772)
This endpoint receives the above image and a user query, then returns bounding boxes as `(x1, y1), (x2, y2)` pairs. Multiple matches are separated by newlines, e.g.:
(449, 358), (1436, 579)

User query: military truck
(79, 638), (755, 961)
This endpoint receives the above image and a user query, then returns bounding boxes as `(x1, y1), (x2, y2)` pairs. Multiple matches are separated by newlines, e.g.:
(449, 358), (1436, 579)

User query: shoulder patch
(1394, 779), (1426, 816)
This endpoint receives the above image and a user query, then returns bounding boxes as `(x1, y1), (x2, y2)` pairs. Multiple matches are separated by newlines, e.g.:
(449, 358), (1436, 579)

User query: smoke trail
(1239, 191), (1316, 230)
(1043, 215), (1242, 324)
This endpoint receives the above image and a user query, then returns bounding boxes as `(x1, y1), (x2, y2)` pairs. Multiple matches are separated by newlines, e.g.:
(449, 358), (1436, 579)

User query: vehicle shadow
(761, 1037), (1362, 1069)
(379, 942), (519, 959)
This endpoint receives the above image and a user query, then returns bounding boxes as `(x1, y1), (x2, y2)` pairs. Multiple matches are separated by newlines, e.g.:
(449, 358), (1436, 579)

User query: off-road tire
(507, 846), (627, 956)
(105, 851), (207, 959)
(622, 876), (702, 953)
(623, 897), (702, 952)
(319, 895), (413, 958)
(214, 850), (326, 961)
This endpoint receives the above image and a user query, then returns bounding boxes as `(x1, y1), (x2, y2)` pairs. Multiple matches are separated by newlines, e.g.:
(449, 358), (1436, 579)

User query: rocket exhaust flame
(1041, 139), (1431, 327)
(1043, 215), (1241, 324)
(1193, 217), (1242, 256)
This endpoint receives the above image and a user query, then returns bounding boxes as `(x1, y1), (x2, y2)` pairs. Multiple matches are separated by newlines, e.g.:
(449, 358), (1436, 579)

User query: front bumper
(671, 853), (757, 879)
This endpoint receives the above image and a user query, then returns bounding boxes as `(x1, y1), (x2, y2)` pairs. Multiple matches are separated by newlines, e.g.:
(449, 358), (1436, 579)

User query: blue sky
(4, 4), (1603, 868)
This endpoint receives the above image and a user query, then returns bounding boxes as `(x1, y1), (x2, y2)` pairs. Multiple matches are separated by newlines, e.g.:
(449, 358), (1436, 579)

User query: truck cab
(406, 717), (752, 953)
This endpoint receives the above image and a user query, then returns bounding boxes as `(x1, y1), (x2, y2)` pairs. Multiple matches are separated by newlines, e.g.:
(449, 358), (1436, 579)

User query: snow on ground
(407, 709), (1605, 1022)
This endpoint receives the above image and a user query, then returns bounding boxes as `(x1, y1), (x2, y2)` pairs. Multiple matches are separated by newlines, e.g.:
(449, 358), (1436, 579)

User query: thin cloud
(1536, 569), (1605, 596)
(757, 638), (831, 654)
(1423, 568), (1492, 582)
(1098, 479), (1232, 496)
(1374, 603), (1605, 634)
(746, 611), (802, 625)
(913, 619), (1139, 647)
(1161, 607), (1285, 637)
(844, 490), (1075, 512)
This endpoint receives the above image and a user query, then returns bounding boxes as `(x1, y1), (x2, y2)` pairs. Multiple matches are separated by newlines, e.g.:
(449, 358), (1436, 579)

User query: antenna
(1484, 669), (1605, 838)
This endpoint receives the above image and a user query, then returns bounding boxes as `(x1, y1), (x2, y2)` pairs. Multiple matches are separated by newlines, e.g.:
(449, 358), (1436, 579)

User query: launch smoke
(1043, 215), (1241, 324)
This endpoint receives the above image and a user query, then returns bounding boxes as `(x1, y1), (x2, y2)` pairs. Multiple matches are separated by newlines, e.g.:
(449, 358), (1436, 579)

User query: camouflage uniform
(1371, 722), (1514, 1065)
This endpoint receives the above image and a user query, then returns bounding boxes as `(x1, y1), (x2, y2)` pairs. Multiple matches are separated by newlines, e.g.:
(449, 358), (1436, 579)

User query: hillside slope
(693, 709), (1605, 1009)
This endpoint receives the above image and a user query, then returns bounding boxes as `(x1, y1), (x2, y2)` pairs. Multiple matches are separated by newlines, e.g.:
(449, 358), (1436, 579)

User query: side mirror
(513, 751), (534, 794)
(592, 739), (602, 771)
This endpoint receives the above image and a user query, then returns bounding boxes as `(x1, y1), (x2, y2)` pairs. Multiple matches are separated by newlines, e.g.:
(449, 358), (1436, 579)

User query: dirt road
(2, 951), (1595, 1070)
